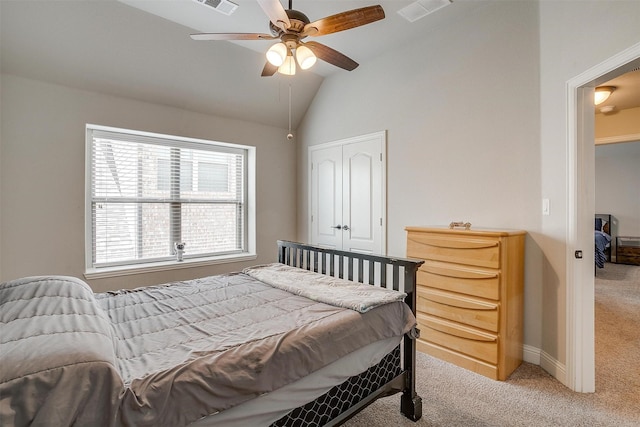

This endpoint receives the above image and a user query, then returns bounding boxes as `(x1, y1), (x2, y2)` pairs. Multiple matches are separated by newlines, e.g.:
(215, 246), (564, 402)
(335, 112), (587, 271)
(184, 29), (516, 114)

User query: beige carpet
(343, 263), (640, 427)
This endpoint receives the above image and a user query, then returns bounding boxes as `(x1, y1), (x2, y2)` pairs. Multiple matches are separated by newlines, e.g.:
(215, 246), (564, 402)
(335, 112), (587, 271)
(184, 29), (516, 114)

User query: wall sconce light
(594, 86), (615, 105)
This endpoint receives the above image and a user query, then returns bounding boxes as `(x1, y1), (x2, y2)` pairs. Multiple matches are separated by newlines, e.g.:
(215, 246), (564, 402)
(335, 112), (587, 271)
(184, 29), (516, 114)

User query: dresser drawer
(417, 286), (499, 332)
(417, 313), (498, 364)
(417, 340), (499, 380)
(418, 260), (500, 300)
(407, 232), (500, 268)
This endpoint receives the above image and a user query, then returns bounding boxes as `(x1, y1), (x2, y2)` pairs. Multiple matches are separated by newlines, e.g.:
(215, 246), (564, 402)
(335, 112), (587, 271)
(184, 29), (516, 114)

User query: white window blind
(87, 126), (249, 269)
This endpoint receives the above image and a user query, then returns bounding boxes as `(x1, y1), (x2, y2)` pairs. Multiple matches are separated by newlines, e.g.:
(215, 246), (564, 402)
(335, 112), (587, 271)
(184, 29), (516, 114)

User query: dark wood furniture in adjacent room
(616, 236), (640, 266)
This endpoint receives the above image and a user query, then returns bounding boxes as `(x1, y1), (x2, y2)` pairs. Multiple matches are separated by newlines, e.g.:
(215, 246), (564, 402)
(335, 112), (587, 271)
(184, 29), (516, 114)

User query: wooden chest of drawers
(406, 226), (526, 380)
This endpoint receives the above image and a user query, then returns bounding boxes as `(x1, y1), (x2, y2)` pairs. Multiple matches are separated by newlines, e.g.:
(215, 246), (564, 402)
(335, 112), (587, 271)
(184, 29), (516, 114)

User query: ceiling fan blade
(304, 41), (359, 71)
(303, 5), (385, 37)
(257, 0), (291, 32)
(191, 33), (276, 41)
(261, 61), (278, 77)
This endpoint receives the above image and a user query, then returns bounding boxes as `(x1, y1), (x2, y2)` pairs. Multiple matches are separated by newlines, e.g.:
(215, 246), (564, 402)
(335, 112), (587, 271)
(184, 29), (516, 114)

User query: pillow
(595, 217), (602, 231)
(602, 221), (609, 235)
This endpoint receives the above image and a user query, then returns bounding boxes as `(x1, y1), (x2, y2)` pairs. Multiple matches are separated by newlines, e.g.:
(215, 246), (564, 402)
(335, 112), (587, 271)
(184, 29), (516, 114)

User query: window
(85, 125), (255, 276)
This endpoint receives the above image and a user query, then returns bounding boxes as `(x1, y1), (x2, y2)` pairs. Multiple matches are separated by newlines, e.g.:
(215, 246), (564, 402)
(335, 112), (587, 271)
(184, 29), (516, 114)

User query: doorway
(567, 42), (640, 392)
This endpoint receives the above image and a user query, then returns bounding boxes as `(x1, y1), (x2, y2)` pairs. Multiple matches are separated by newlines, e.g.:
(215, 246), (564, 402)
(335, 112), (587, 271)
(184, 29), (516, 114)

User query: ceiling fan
(190, 0), (385, 76)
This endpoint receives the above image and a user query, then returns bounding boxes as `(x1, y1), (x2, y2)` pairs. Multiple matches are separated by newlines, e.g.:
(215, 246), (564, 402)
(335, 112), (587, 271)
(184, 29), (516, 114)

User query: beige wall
(538, 0), (640, 368)
(595, 142), (640, 237)
(297, 0), (640, 380)
(297, 0), (543, 351)
(0, 74), (296, 292)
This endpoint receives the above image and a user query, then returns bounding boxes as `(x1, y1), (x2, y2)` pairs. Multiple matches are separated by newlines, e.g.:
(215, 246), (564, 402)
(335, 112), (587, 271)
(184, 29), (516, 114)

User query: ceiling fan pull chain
(287, 84), (294, 140)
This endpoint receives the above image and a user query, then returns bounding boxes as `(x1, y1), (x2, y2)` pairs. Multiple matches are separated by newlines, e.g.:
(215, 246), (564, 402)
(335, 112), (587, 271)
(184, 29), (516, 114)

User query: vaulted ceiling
(118, 0), (469, 78)
(1, 0), (478, 129)
(2, 1), (638, 130)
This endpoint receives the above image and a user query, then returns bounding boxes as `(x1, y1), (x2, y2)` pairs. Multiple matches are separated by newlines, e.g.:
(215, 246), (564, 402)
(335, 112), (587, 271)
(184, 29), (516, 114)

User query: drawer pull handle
(423, 320), (497, 342)
(449, 221), (471, 230)
(422, 265), (499, 280)
(409, 235), (498, 250)
(423, 294), (498, 311)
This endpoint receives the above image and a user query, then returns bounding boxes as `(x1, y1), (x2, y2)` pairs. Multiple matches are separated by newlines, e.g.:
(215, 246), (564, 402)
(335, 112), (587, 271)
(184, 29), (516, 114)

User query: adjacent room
(1, 1), (639, 426)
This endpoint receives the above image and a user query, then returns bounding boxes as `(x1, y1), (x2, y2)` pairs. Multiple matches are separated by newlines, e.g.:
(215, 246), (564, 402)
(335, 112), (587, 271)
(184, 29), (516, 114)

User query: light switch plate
(542, 198), (550, 216)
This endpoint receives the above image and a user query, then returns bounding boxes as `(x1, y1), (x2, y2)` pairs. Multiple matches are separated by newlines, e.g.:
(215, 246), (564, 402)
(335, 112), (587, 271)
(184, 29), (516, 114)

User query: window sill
(84, 253), (257, 280)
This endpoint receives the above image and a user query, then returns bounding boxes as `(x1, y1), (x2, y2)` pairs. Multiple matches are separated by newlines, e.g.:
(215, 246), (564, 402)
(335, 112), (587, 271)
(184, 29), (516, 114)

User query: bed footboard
(277, 240), (424, 423)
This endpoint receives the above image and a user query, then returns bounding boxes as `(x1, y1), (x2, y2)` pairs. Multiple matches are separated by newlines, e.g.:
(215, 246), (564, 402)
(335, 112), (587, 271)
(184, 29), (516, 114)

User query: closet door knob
(331, 225), (342, 230)
(342, 225), (350, 231)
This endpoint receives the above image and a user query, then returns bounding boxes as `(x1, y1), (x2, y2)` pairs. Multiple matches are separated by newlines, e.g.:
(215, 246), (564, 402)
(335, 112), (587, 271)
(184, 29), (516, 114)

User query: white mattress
(188, 335), (402, 426)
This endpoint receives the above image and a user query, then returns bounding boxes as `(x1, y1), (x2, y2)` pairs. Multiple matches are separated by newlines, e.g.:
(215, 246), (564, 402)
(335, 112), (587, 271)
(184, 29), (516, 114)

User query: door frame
(566, 41), (640, 392)
(308, 130), (387, 254)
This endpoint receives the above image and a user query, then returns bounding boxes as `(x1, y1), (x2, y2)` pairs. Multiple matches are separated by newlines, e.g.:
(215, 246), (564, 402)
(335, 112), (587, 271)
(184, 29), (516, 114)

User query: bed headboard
(277, 240), (424, 317)
(277, 240), (423, 291)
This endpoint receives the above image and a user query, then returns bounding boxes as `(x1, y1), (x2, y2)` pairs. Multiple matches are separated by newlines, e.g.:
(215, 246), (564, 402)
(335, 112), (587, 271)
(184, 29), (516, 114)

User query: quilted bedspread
(0, 269), (415, 427)
(0, 276), (123, 426)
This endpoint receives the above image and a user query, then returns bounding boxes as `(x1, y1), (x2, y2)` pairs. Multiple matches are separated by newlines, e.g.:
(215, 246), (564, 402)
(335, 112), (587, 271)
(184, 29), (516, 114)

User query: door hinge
(575, 250), (583, 259)
(380, 153), (382, 161)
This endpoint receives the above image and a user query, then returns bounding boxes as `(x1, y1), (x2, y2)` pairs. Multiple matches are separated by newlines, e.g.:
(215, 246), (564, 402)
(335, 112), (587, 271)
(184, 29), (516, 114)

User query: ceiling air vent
(193, 0), (238, 16)
(398, 0), (452, 23)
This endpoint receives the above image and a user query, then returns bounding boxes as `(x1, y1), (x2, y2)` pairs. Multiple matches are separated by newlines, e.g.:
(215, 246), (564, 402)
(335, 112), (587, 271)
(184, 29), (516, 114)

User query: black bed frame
(275, 240), (425, 426)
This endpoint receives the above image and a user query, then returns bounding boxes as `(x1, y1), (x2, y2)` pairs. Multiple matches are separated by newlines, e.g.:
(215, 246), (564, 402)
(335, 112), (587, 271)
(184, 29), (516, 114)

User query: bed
(0, 240), (424, 427)
(595, 214), (616, 269)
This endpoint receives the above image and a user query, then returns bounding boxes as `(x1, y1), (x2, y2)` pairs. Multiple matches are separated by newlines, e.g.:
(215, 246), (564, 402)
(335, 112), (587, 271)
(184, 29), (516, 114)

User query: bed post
(401, 262), (422, 421)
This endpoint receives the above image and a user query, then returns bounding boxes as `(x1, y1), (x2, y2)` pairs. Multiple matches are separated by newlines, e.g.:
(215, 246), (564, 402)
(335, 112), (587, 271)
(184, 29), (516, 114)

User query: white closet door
(309, 131), (385, 254)
(310, 145), (343, 250)
(342, 139), (382, 254)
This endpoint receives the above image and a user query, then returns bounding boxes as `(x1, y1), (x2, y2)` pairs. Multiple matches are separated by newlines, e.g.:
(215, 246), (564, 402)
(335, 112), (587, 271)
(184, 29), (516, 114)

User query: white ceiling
(1, 1), (638, 130)
(1, 0), (486, 130)
(117, 0), (478, 78)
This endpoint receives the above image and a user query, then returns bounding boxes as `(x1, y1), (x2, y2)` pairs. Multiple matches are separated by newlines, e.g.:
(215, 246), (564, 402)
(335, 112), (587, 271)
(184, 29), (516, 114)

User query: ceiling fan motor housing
(269, 9), (310, 37)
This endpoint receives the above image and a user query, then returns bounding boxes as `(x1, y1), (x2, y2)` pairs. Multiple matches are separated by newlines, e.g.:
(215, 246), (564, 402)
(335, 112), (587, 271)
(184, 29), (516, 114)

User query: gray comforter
(0, 265), (415, 427)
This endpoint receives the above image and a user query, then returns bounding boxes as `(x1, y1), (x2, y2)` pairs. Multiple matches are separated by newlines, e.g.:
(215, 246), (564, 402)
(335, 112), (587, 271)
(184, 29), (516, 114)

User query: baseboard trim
(523, 344), (540, 365)
(522, 345), (567, 387)
(540, 350), (567, 386)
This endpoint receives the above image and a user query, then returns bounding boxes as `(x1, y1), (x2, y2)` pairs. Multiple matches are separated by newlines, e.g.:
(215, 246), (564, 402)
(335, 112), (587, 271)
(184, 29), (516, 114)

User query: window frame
(84, 124), (256, 279)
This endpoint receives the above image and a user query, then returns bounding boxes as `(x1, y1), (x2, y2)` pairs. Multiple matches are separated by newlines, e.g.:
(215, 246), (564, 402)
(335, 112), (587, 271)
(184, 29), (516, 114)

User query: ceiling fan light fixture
(296, 45), (317, 70)
(594, 86), (615, 105)
(266, 42), (288, 67)
(190, 2), (386, 76)
(278, 54), (296, 75)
